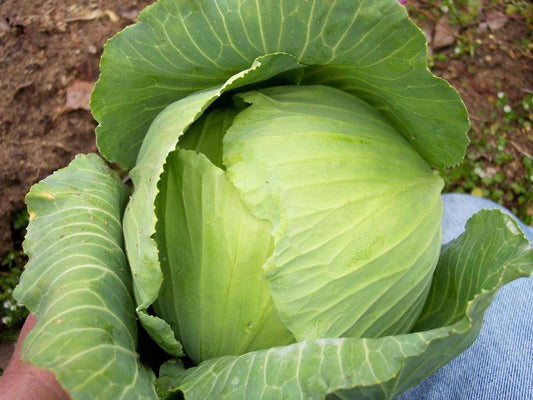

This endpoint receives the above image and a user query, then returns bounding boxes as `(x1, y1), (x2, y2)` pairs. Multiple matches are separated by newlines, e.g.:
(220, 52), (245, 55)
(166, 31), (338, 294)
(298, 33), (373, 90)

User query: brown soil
(0, 0), (153, 255)
(0, 1), (532, 257)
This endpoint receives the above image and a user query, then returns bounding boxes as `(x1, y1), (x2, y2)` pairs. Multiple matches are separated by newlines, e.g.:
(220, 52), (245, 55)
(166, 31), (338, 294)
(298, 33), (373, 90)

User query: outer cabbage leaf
(156, 210), (533, 400)
(92, 0), (468, 169)
(13, 154), (156, 400)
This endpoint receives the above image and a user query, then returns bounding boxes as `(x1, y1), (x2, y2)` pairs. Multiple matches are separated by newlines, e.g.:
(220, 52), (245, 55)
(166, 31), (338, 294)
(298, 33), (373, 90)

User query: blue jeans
(398, 194), (533, 399)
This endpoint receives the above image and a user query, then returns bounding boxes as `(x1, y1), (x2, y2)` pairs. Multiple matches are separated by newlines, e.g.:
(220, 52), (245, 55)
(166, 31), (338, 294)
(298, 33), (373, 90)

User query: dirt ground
(0, 0), (152, 256)
(0, 0), (532, 258)
(427, 13), (533, 176)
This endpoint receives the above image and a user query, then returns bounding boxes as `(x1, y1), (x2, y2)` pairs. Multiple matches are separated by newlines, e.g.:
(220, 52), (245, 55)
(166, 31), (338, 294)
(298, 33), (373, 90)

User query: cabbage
(13, 1), (533, 399)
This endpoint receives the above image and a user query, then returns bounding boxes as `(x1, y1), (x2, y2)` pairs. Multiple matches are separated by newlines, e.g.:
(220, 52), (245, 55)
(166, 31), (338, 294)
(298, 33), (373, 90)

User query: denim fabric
(397, 194), (533, 400)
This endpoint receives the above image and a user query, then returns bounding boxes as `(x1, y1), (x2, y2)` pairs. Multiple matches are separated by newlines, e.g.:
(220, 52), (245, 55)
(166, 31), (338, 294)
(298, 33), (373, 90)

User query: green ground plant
(0, 210), (29, 340)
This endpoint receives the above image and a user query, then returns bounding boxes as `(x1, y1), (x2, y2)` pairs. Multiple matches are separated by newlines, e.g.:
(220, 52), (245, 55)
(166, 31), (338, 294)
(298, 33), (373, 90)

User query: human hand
(0, 314), (70, 400)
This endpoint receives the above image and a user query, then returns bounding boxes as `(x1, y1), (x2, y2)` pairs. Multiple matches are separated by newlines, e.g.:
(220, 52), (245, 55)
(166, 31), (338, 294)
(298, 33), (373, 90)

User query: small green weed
(0, 210), (29, 340)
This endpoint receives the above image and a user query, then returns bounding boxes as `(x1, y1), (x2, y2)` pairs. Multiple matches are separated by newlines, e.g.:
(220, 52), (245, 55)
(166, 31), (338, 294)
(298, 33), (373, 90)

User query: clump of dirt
(0, 0), (152, 256)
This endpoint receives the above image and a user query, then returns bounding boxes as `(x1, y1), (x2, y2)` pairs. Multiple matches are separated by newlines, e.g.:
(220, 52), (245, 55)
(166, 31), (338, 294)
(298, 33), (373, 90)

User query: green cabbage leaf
(13, 155), (156, 399)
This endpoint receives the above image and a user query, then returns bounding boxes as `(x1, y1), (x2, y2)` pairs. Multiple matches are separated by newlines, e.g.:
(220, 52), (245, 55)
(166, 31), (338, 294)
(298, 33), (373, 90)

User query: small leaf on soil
(118, 7), (140, 21)
(433, 16), (458, 49)
(65, 80), (94, 111)
(486, 12), (508, 31)
(0, 19), (10, 32)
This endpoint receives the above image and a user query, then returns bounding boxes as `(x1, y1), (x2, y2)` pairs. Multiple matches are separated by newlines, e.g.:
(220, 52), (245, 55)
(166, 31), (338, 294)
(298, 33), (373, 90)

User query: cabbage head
(13, 0), (533, 399)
